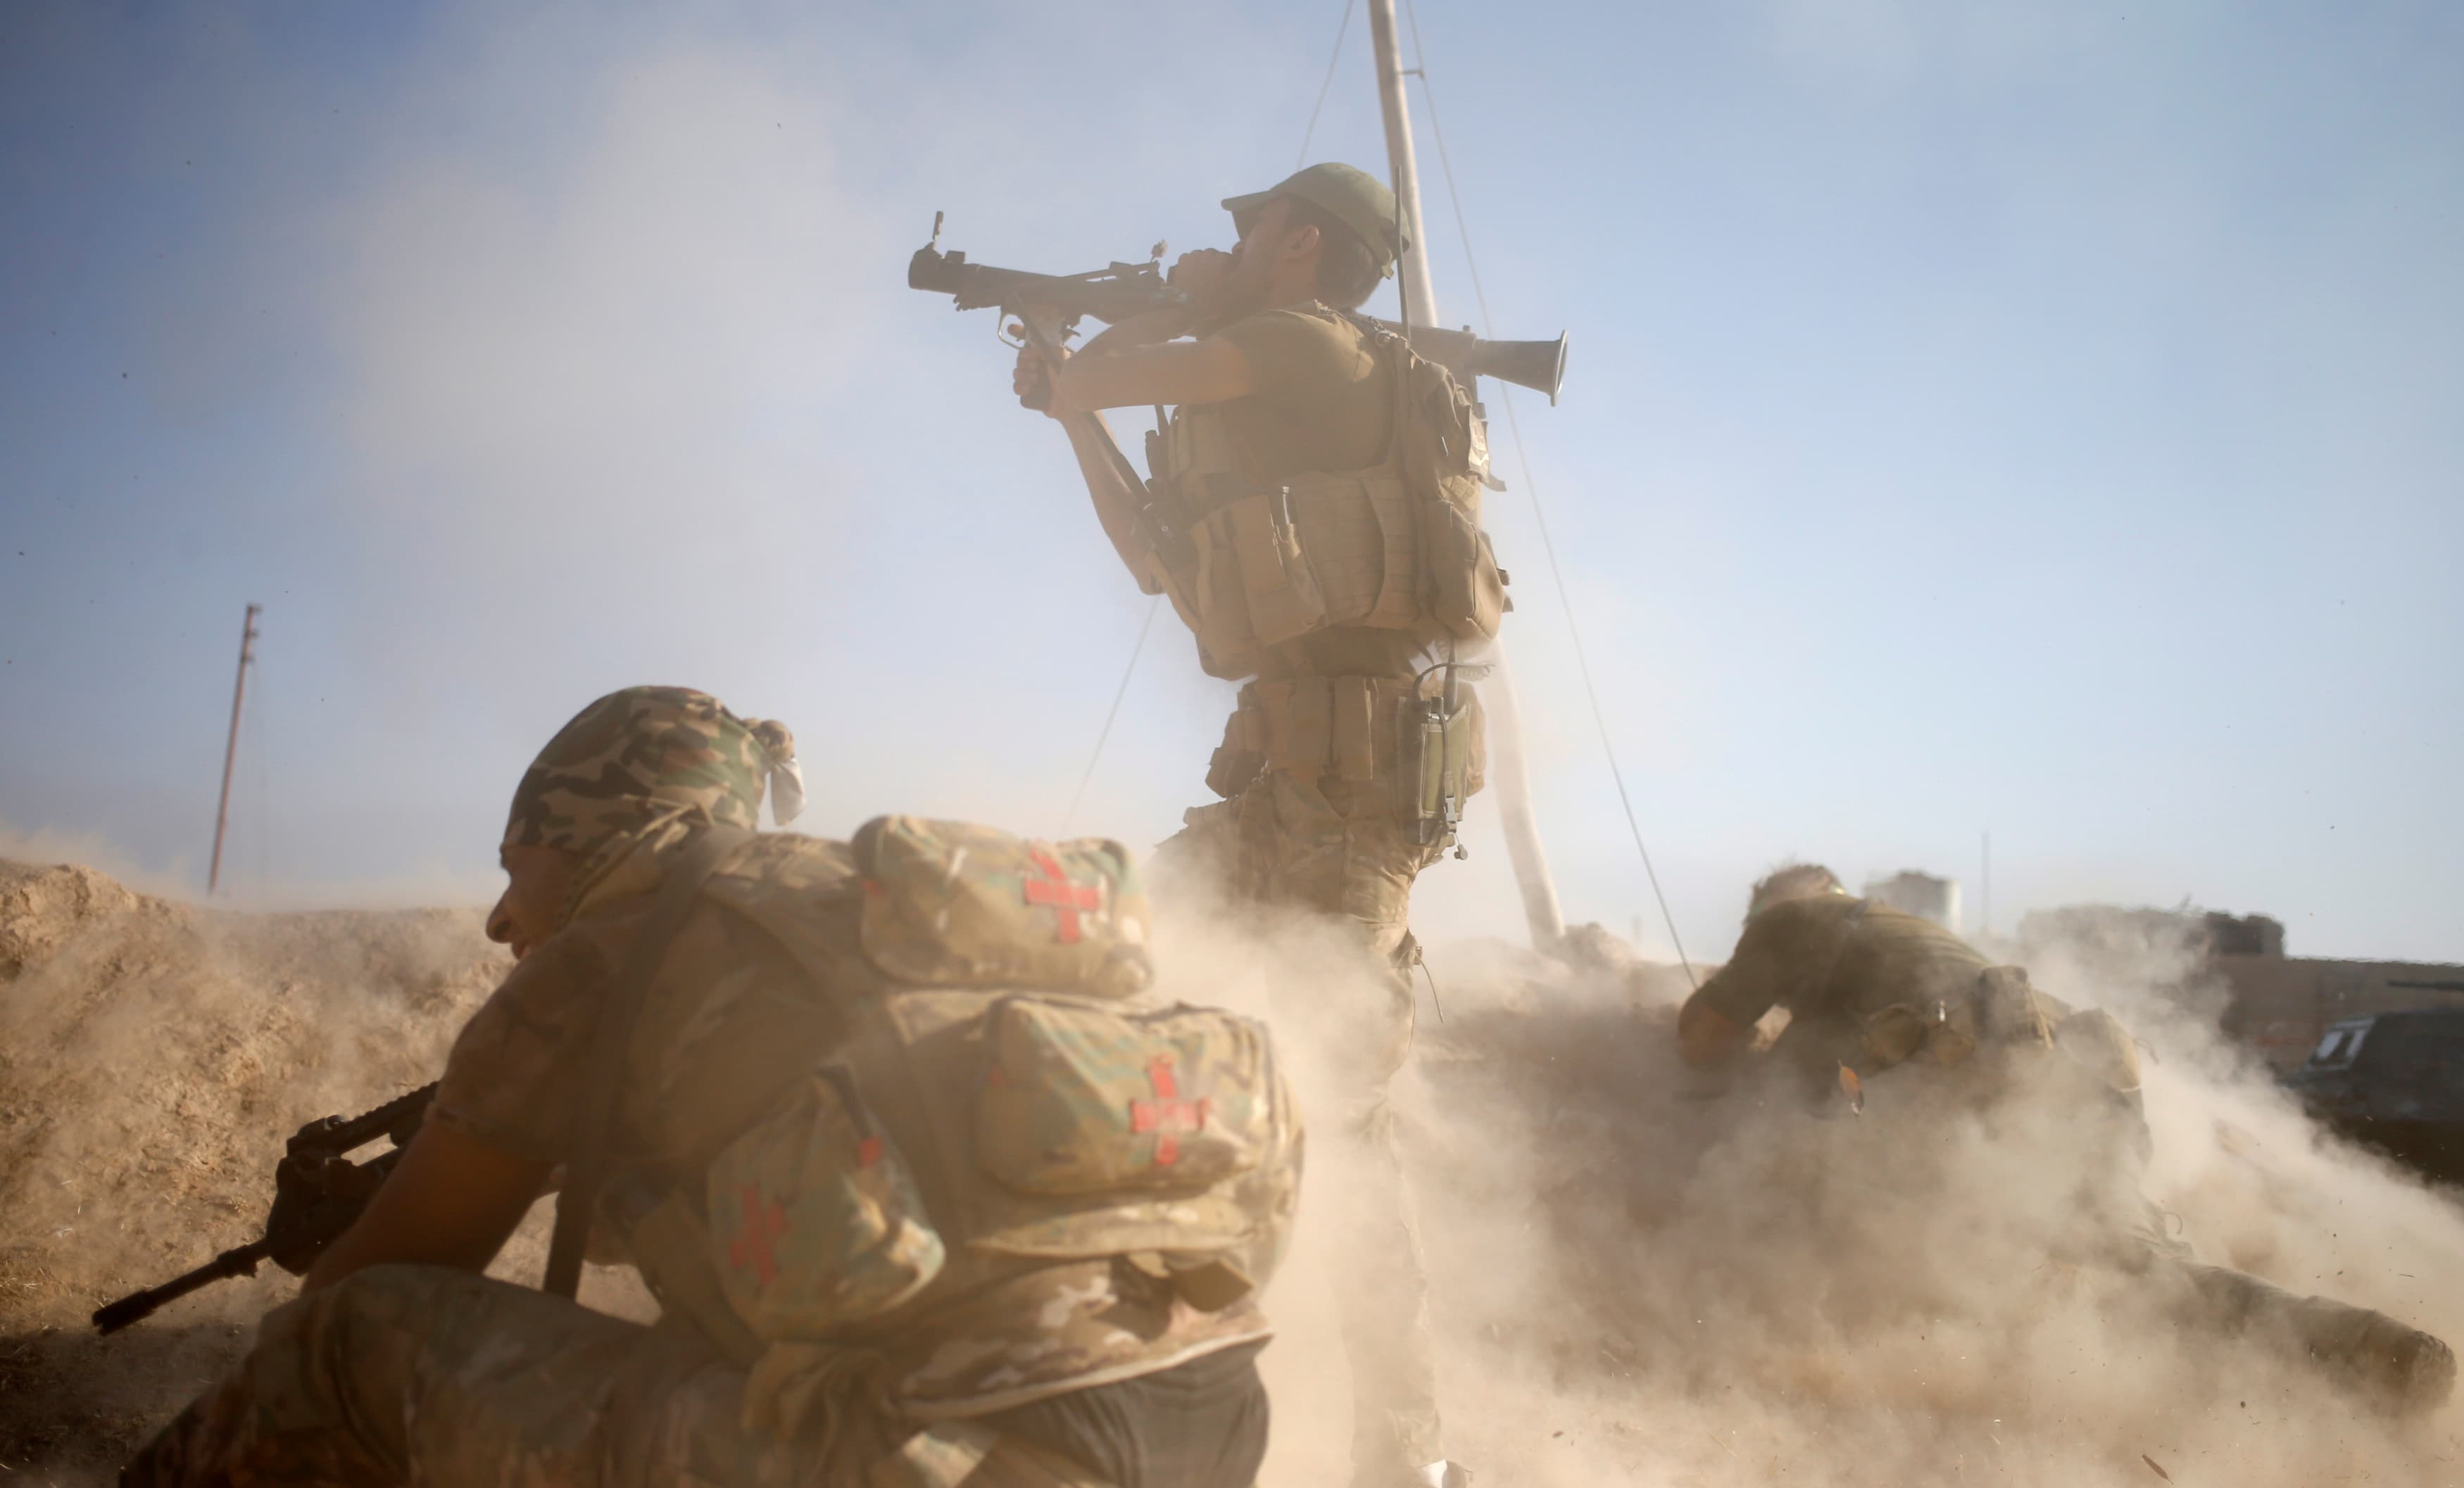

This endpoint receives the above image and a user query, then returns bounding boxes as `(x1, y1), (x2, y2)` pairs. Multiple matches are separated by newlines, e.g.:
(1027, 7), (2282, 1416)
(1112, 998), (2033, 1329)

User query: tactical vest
(1853, 963), (2144, 1104)
(601, 818), (1301, 1413)
(1143, 308), (1509, 682)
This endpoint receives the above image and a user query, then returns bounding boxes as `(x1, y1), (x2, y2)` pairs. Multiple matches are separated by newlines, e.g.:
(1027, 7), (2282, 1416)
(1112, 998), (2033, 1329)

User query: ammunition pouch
(1391, 346), (1508, 646)
(1205, 707), (1267, 800)
(1856, 965), (2056, 1074)
(1217, 674), (1485, 844)
(1858, 997), (1978, 1071)
(2052, 1006), (2143, 1097)
(1978, 966), (2057, 1049)
(1148, 310), (1510, 681)
(1178, 471), (1422, 675)
(1419, 492), (1507, 648)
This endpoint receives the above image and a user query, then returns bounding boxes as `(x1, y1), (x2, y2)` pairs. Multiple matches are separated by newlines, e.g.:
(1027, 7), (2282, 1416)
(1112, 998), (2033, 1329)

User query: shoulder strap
(542, 824), (746, 1299)
(1343, 310), (1415, 474)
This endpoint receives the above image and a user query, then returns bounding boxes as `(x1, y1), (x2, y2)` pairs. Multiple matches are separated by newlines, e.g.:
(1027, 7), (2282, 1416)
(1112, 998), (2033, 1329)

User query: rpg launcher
(905, 214), (1190, 336)
(92, 1083), (435, 1335)
(907, 214), (1569, 403)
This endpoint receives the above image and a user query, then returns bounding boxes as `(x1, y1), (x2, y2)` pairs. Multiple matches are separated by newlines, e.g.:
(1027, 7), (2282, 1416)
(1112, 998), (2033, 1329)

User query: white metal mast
(1367, 0), (1439, 328)
(1364, 0), (1568, 954)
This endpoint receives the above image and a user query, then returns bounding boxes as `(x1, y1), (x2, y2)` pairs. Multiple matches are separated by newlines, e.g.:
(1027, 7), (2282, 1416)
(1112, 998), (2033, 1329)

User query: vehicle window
(2309, 1022), (2371, 1070)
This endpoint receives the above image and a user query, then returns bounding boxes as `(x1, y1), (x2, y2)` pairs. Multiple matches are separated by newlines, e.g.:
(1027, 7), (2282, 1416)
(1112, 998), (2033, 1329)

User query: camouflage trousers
(1158, 765), (1444, 1484)
(2149, 1251), (2456, 1413)
(1829, 1035), (2456, 1414)
(120, 1265), (1111, 1488)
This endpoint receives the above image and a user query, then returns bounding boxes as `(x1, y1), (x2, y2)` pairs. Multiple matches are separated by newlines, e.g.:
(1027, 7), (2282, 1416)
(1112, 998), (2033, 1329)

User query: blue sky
(3, 1), (2458, 962)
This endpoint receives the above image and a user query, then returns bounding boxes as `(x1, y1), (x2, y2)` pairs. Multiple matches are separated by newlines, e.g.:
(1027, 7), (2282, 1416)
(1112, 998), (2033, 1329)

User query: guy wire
(1061, 594), (1162, 835)
(1296, 0), (1360, 170)
(1401, 0), (1697, 985)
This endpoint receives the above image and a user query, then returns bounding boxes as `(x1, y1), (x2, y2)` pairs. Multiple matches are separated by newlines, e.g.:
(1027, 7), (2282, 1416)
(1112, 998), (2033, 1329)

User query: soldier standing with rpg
(1014, 162), (1503, 1488)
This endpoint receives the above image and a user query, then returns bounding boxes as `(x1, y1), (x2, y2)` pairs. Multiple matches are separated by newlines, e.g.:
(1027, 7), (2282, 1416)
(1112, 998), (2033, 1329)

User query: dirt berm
(11, 857), (2464, 1487)
(0, 859), (534, 1478)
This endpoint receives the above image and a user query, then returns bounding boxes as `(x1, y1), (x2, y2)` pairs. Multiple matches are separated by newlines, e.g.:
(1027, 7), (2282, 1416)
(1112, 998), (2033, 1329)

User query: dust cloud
(1207, 891), (2464, 1488)
(6, 850), (2461, 1486)
(0, 859), (644, 1479)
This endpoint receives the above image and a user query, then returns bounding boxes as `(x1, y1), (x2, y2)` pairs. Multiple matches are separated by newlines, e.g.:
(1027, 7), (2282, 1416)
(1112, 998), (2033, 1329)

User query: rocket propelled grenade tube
(1359, 319), (1569, 405)
(907, 216), (1569, 401)
(907, 214), (1188, 329)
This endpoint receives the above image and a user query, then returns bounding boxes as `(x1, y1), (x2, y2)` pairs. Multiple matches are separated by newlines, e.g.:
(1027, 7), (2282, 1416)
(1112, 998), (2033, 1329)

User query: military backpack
(601, 817), (1303, 1368)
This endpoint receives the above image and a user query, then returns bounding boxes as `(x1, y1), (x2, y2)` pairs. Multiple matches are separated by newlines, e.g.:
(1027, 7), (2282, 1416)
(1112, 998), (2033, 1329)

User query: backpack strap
(543, 824), (748, 1299)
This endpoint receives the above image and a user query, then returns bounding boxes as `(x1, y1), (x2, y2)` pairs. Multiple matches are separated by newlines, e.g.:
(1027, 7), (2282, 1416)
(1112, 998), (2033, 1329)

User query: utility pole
(208, 603), (260, 896)
(1365, 0), (1569, 954)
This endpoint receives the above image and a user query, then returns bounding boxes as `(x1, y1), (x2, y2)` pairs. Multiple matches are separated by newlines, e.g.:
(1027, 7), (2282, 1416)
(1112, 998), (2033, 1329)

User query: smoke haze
(1266, 912), (2464, 1486)
(4, 0), (2460, 958)
(5, 4), (2463, 1477)
(6, 850), (2463, 1482)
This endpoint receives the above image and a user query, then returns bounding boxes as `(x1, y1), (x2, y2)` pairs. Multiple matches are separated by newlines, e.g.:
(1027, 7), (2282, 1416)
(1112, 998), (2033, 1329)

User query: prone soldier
(1673, 862), (2457, 1415)
(1013, 163), (1500, 1488)
(121, 686), (1299, 1488)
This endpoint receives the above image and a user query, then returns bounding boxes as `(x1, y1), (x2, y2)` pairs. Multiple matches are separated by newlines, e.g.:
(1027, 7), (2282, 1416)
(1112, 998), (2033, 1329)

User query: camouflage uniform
(1121, 166), (1502, 1484)
(126, 688), (1288, 1488)
(1683, 891), (2458, 1413)
(1157, 679), (1463, 1481)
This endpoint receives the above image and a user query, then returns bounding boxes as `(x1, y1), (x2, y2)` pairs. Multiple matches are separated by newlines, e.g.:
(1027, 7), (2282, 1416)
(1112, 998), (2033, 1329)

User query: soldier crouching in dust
(1014, 163), (1502, 1488)
(122, 686), (1300, 1488)
(1670, 862), (2457, 1416)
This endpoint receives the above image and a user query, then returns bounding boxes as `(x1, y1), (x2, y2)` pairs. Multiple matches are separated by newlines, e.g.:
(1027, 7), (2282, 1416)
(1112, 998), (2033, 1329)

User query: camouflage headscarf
(503, 686), (805, 857)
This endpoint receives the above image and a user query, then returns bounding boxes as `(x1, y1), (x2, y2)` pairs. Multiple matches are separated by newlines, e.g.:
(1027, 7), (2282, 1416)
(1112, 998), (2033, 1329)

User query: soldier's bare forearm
(1079, 305), (1197, 358)
(1051, 339), (1250, 415)
(1676, 997), (1746, 1068)
(301, 1125), (548, 1294)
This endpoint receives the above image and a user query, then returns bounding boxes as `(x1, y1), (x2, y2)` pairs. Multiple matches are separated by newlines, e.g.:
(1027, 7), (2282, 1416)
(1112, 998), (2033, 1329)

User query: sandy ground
(7, 858), (2463, 1487)
(0, 859), (647, 1482)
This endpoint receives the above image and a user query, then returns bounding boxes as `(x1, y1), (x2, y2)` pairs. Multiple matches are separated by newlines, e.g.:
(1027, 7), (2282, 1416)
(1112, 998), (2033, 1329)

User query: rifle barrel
(92, 1240), (272, 1335)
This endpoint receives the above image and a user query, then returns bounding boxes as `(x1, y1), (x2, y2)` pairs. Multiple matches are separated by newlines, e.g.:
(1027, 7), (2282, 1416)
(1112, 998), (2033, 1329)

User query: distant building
(1863, 870), (1961, 932)
(2020, 905), (2284, 961)
(2212, 958), (2464, 1070)
(2018, 903), (2463, 1071)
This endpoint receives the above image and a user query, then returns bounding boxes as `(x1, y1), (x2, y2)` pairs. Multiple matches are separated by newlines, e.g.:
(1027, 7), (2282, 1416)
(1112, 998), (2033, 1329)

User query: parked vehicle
(2286, 1008), (2464, 1183)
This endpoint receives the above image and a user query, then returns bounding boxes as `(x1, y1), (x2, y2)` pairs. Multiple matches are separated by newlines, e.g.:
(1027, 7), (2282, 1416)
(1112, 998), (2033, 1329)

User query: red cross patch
(1021, 848), (1102, 944)
(1128, 1055), (1212, 1166)
(727, 1183), (788, 1287)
